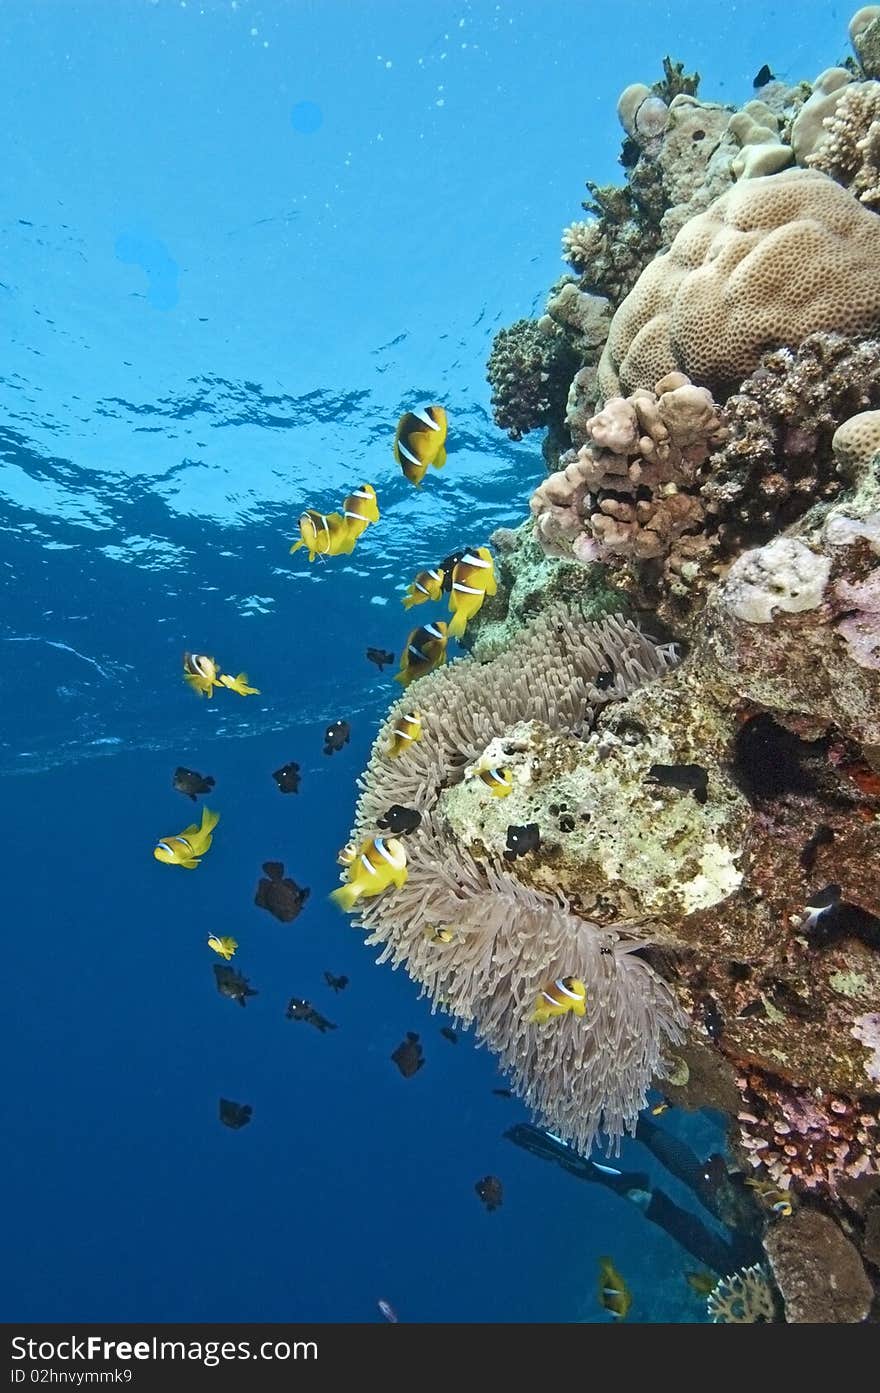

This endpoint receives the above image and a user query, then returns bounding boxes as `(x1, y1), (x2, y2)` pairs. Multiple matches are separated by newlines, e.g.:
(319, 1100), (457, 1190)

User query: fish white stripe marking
(412, 408), (440, 430)
(353, 489), (373, 499)
(394, 728), (414, 740)
(397, 440), (421, 466)
(414, 582), (429, 595)
(404, 714), (419, 723)
(360, 852), (378, 875)
(554, 978), (581, 1001)
(343, 509), (366, 521)
(461, 552), (491, 567)
(374, 838), (402, 869)
(453, 581), (481, 595)
(424, 624), (443, 639)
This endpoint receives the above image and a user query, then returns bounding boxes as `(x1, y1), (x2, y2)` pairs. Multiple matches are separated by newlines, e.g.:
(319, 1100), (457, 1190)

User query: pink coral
(736, 1071), (880, 1196)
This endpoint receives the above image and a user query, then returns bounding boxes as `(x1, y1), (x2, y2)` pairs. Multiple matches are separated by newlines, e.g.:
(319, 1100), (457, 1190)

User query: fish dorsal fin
(181, 824), (200, 839)
(263, 861), (284, 880)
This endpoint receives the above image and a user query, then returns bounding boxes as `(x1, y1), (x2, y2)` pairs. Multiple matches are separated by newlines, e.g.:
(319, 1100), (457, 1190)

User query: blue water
(1, 0), (844, 1323)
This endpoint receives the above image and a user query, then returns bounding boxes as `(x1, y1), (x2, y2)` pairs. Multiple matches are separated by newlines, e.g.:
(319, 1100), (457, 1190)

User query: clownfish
(395, 622), (448, 687)
(386, 711), (422, 758)
(598, 1257), (632, 1320)
(219, 671), (260, 697)
(393, 406), (448, 486)
(290, 509), (355, 562)
(476, 767), (513, 798)
(153, 806), (220, 869)
(447, 547), (496, 638)
(745, 1178), (793, 1217)
(330, 835), (408, 912)
(208, 935), (238, 961)
(341, 484), (380, 541)
(183, 652), (223, 699)
(403, 567), (445, 610)
(531, 976), (587, 1025)
(425, 925), (455, 944)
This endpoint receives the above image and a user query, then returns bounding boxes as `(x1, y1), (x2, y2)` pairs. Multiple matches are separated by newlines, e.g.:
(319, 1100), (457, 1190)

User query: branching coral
(806, 80), (880, 206)
(561, 174), (666, 306)
(529, 372), (726, 572)
(703, 334), (880, 541)
(707, 1264), (777, 1322)
(486, 318), (580, 440)
(340, 606), (684, 1154)
(598, 169), (880, 397)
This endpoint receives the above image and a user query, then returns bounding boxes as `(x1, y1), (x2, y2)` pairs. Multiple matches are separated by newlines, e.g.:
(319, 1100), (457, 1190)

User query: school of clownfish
(152, 406), (589, 1034)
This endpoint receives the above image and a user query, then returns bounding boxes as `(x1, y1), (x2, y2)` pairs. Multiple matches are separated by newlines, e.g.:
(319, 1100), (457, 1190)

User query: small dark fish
(377, 1299), (399, 1324)
(377, 804), (422, 835)
(647, 762), (709, 805)
(492, 1088), (514, 1098)
(753, 63), (775, 88)
(440, 1026), (459, 1044)
(737, 999), (766, 1019)
(254, 861), (310, 923)
(285, 997), (336, 1032)
(504, 822), (540, 861)
(701, 994), (724, 1042)
(173, 766), (215, 801)
(594, 670), (614, 691)
(799, 824), (834, 874)
(272, 761), (301, 794)
(475, 1175), (503, 1211)
(439, 549), (467, 594)
(802, 882), (841, 929)
(219, 1098), (252, 1129)
(366, 647), (395, 671)
(323, 719), (351, 755)
(214, 964), (258, 1008)
(391, 1031), (424, 1078)
(323, 971), (349, 993)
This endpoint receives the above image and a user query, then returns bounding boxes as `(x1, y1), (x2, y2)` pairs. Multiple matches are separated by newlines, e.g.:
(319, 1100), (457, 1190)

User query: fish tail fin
(447, 608), (467, 639)
(393, 669), (409, 686)
(432, 446), (446, 469)
(402, 594), (415, 610)
(200, 807), (220, 836)
(330, 883), (361, 913)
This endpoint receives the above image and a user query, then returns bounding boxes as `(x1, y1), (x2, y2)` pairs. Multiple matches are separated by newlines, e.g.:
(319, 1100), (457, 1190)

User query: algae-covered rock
(764, 1208), (873, 1322)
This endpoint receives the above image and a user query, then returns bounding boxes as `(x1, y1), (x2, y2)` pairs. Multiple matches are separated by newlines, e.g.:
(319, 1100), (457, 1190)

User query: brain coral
(338, 605), (684, 1154)
(597, 169), (880, 398)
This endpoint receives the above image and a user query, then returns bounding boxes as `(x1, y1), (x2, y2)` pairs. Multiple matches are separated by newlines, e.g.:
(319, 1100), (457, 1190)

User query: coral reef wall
(343, 11), (880, 1322)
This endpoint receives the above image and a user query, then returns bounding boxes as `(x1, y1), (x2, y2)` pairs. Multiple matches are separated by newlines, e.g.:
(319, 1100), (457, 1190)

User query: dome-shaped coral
(597, 169), (880, 398)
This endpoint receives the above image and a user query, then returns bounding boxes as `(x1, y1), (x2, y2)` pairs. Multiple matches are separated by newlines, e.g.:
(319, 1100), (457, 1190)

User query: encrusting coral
(851, 6), (880, 79)
(597, 169), (880, 398)
(338, 605), (684, 1154)
(763, 1208), (874, 1322)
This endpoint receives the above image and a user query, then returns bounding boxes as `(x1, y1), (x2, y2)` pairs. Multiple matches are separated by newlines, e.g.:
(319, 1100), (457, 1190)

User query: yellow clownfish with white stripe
(531, 976), (587, 1024)
(403, 566), (445, 610)
(183, 652), (223, 699)
(393, 406), (448, 486)
(395, 621), (448, 687)
(447, 547), (496, 638)
(341, 484), (380, 542)
(386, 711), (422, 758)
(290, 509), (356, 562)
(153, 806), (220, 869)
(471, 766), (513, 798)
(330, 835), (408, 912)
